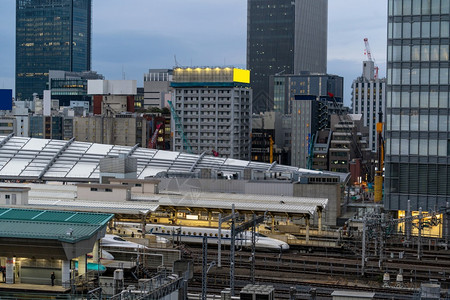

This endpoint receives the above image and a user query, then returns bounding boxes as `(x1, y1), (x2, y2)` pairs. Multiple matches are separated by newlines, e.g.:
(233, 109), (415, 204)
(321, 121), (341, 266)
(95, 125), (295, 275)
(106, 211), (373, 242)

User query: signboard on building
(0, 89), (13, 111)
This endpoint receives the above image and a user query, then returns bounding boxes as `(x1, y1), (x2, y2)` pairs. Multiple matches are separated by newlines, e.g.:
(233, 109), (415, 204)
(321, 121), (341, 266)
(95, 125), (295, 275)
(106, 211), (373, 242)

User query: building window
(105, 188), (113, 192)
(90, 188), (98, 192)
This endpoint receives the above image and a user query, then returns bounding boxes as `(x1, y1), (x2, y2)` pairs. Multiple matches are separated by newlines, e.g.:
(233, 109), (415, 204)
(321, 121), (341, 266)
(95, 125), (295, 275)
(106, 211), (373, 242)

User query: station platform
(0, 282), (70, 293)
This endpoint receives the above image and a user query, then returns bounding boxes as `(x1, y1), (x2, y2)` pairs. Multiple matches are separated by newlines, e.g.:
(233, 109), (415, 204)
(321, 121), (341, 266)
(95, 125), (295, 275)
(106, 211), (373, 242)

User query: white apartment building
(171, 67), (252, 160)
(351, 61), (386, 152)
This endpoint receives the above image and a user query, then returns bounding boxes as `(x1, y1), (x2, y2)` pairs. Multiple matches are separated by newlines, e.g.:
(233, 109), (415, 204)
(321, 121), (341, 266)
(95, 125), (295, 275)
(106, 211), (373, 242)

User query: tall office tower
(16, 0), (92, 101)
(247, 0), (328, 113)
(171, 67), (252, 160)
(386, 1), (450, 212)
(352, 61), (386, 152)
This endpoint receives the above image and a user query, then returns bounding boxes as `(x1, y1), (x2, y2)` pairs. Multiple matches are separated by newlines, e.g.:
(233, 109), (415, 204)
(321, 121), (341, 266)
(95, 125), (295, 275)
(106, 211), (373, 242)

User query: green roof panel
(1, 209), (42, 220)
(0, 208), (114, 243)
(34, 211), (78, 222)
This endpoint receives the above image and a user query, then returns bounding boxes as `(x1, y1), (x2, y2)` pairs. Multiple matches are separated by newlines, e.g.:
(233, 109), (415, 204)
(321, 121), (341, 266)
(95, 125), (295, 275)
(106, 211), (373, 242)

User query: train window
(225, 234), (229, 238)
(183, 231), (186, 235)
(204, 233), (207, 236)
(162, 230), (165, 233)
(209, 233), (213, 237)
(215, 234), (218, 237)
(221, 234), (224, 237)
(154, 219), (158, 223)
(188, 232), (191, 235)
(193, 232), (197, 236)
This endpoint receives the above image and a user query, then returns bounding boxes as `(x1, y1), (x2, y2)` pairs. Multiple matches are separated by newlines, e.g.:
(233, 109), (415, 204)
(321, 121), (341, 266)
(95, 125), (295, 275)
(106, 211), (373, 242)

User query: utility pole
(379, 213), (385, 269)
(446, 202), (449, 251)
(251, 214), (256, 284)
(218, 209), (239, 269)
(202, 236), (207, 300)
(218, 213), (222, 268)
(417, 207), (422, 260)
(406, 200), (412, 245)
(361, 216), (366, 276)
(230, 205), (236, 296)
(202, 236), (216, 300)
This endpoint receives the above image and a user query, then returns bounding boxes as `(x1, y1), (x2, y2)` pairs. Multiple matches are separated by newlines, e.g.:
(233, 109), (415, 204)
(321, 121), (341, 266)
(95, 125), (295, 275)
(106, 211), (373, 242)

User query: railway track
(187, 273), (418, 299)
(182, 243), (450, 288)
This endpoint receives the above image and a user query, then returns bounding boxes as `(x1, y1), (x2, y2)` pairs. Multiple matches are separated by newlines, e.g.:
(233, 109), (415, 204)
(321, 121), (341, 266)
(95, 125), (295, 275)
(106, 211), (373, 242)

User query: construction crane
(363, 38), (379, 80)
(168, 100), (193, 154)
(374, 112), (384, 202)
(148, 123), (163, 149)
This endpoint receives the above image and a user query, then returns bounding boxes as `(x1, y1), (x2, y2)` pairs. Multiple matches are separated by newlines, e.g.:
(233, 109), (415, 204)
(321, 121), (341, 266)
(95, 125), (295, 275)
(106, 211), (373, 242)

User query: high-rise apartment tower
(247, 0), (328, 113)
(16, 0), (92, 101)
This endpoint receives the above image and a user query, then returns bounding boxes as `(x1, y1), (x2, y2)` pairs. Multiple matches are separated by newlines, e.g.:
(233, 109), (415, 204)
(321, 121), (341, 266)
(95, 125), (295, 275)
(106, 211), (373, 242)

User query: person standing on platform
(51, 272), (55, 286)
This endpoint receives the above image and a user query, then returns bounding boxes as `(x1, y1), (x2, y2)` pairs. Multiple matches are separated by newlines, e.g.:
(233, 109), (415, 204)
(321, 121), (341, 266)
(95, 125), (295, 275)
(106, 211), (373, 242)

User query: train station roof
(0, 182), (324, 217)
(140, 192), (327, 215)
(0, 207), (113, 260)
(0, 135), (350, 183)
(0, 207), (113, 243)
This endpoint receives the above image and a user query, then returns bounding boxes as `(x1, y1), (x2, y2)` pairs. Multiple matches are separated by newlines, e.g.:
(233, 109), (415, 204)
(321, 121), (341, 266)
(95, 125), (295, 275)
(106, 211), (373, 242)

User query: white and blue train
(145, 224), (289, 252)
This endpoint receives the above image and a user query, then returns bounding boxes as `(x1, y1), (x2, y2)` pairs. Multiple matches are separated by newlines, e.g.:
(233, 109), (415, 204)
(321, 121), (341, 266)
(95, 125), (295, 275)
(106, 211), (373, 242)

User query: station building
(0, 207), (112, 288)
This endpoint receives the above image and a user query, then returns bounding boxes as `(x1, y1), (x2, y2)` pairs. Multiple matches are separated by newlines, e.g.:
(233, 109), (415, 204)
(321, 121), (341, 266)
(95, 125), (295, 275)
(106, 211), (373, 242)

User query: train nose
(280, 242), (289, 251)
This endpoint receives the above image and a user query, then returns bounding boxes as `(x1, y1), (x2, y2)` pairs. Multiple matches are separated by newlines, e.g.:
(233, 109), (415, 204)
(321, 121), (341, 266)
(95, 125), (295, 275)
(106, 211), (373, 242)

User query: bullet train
(145, 224), (289, 252)
(101, 234), (148, 250)
(87, 249), (115, 260)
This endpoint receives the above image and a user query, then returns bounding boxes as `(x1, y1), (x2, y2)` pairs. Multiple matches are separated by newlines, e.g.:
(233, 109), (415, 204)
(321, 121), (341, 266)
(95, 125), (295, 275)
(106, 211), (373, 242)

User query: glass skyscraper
(16, 0), (92, 101)
(247, 0), (328, 114)
(385, 0), (450, 212)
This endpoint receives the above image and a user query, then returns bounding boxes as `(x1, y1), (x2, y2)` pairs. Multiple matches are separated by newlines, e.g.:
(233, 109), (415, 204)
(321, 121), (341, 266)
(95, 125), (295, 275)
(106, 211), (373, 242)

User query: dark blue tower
(16, 0), (92, 101)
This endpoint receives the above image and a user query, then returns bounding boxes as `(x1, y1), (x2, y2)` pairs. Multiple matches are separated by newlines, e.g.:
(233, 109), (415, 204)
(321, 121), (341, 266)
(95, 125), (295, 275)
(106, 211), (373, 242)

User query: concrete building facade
(283, 73), (344, 168)
(88, 80), (137, 115)
(352, 61), (386, 152)
(143, 69), (173, 109)
(171, 67), (252, 159)
(73, 115), (147, 147)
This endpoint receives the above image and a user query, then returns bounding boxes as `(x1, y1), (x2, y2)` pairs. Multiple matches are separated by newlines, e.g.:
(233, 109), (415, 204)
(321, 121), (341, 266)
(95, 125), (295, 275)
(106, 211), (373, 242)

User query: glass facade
(385, 0), (450, 211)
(16, 0), (92, 101)
(247, 0), (328, 114)
(247, 0), (295, 114)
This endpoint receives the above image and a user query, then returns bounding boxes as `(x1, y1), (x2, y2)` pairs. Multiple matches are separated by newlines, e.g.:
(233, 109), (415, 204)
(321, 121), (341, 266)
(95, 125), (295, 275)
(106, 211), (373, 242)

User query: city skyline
(0, 0), (387, 106)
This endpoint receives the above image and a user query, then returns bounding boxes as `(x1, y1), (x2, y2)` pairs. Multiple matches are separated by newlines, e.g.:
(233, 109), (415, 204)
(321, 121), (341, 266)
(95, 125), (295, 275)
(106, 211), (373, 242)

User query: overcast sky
(0, 0), (387, 106)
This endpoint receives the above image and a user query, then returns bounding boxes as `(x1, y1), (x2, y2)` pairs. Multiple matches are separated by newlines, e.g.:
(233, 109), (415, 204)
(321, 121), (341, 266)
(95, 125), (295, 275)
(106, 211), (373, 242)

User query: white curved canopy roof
(0, 135), (349, 183)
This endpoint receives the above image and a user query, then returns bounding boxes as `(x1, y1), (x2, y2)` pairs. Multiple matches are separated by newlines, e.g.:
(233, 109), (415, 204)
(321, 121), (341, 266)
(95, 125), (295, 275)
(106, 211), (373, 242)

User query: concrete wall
(74, 116), (143, 146)
(77, 186), (129, 202)
(293, 183), (341, 226)
(0, 190), (29, 205)
(88, 80), (137, 95)
(159, 178), (293, 197)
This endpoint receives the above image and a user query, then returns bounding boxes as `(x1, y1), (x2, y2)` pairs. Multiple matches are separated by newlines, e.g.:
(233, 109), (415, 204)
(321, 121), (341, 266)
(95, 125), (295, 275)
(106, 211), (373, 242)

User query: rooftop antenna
(122, 65), (126, 80)
(174, 55), (180, 67)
